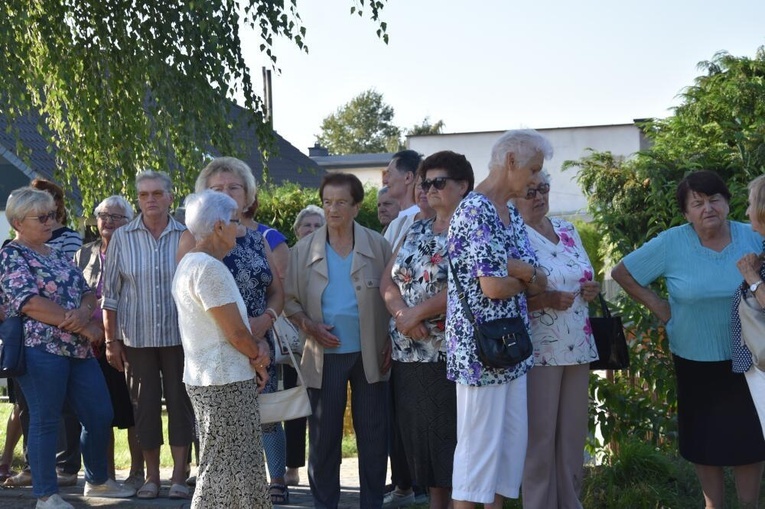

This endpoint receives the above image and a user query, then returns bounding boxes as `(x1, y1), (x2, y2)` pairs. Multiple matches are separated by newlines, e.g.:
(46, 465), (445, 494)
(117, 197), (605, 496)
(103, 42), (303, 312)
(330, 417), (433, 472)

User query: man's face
(385, 159), (412, 202)
(377, 194), (400, 226)
(137, 178), (173, 219)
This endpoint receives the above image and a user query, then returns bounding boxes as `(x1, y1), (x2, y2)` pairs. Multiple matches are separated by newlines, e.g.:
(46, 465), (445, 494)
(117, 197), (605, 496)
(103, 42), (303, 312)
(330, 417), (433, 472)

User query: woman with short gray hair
(173, 190), (272, 508)
(74, 195), (143, 488)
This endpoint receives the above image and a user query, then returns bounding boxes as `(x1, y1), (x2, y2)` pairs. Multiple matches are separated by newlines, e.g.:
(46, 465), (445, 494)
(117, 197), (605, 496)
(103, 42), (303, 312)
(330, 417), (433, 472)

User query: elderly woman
(172, 190), (272, 508)
(513, 172), (600, 509)
(30, 178), (82, 259)
(0, 187), (134, 509)
(285, 173), (392, 508)
(73, 196), (144, 487)
(381, 151), (474, 509)
(177, 156), (287, 503)
(734, 174), (765, 439)
(447, 130), (551, 509)
(103, 170), (194, 500)
(612, 170), (765, 509)
(281, 204), (326, 487)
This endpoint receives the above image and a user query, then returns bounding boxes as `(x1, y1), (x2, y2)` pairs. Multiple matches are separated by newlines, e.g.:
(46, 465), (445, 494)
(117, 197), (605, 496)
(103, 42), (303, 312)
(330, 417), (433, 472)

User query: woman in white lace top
(172, 190), (272, 508)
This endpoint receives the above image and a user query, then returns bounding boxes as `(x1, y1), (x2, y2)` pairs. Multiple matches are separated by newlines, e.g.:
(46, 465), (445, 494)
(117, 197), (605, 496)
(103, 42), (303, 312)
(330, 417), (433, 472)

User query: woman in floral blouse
(0, 187), (134, 509)
(446, 130), (552, 509)
(381, 151), (474, 509)
(514, 171), (600, 509)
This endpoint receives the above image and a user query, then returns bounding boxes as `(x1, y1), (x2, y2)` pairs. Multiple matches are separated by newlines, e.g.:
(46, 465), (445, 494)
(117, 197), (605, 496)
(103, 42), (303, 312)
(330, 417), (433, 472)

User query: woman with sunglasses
(513, 172), (599, 509)
(381, 151), (474, 509)
(0, 187), (135, 509)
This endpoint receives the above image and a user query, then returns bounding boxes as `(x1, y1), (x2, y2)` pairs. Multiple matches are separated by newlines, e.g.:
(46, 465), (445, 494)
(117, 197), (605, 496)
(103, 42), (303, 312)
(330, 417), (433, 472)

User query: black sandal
(269, 483), (289, 505)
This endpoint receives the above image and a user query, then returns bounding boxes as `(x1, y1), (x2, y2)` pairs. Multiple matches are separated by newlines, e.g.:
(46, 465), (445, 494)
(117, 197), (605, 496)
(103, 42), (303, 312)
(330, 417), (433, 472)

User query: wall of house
(324, 166), (386, 188)
(408, 123), (643, 216)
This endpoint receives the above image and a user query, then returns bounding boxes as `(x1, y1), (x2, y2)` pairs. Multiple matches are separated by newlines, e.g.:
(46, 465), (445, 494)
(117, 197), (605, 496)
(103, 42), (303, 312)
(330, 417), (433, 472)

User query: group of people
(1, 127), (764, 509)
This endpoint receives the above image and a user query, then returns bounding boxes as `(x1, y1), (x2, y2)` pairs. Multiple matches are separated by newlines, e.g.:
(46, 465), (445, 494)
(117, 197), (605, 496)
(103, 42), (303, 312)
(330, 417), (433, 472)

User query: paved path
(0, 459), (364, 508)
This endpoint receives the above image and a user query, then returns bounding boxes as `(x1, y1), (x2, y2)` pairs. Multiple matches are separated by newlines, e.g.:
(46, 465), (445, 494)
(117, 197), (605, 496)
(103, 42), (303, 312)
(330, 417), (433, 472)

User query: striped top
(101, 214), (186, 348)
(48, 227), (82, 260)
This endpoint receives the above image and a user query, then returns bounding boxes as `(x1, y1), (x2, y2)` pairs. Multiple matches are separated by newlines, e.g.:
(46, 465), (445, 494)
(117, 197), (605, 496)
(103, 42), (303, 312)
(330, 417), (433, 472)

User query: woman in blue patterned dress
(446, 130), (552, 509)
(381, 151), (474, 509)
(177, 157), (285, 502)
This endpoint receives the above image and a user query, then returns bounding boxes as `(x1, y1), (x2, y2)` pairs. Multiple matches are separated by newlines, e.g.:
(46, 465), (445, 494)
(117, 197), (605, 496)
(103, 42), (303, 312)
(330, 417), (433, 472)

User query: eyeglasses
(420, 177), (455, 192)
(137, 190), (167, 200)
(25, 211), (56, 224)
(524, 183), (551, 200)
(210, 184), (245, 194)
(97, 213), (129, 222)
(229, 218), (240, 225)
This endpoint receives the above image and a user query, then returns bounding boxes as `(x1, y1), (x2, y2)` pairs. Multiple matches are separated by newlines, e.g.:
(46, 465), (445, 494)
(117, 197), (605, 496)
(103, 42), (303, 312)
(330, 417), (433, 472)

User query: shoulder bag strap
(448, 256), (478, 326)
(271, 322), (307, 387)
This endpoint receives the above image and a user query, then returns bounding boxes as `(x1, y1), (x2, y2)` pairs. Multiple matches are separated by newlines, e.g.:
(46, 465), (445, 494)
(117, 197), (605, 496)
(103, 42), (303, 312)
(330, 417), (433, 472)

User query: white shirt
(384, 204), (420, 249)
(172, 252), (256, 386)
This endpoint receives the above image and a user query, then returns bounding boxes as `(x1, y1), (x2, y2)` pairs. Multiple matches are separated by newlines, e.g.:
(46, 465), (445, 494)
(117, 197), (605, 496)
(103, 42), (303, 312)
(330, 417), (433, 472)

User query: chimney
(309, 143), (329, 157)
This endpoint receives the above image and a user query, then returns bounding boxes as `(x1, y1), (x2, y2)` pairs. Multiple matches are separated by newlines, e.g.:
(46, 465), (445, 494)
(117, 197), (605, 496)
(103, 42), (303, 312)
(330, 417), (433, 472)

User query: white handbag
(738, 290), (765, 371)
(258, 325), (312, 424)
(272, 314), (303, 366)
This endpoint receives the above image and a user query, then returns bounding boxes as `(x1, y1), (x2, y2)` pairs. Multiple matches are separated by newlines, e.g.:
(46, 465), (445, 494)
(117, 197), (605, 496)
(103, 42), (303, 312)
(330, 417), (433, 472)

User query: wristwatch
(750, 280), (764, 294)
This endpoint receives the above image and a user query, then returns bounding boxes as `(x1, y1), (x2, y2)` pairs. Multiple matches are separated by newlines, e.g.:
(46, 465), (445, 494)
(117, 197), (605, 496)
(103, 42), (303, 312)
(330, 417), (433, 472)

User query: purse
(738, 289), (765, 370)
(448, 258), (533, 369)
(272, 314), (303, 366)
(589, 293), (630, 370)
(258, 324), (312, 424)
(0, 316), (25, 378)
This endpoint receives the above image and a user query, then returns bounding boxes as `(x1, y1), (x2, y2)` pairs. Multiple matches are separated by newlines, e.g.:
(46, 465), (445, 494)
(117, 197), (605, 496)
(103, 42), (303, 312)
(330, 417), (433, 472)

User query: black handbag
(0, 316), (25, 378)
(589, 294), (630, 370)
(449, 259), (533, 369)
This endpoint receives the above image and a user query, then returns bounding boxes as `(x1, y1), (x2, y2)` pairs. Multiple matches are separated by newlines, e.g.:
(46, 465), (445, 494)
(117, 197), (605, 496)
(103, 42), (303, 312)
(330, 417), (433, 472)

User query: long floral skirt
(186, 378), (271, 509)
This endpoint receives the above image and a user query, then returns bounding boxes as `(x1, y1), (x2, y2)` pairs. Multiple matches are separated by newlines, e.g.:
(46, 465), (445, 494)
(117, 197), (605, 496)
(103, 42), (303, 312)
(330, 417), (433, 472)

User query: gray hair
(183, 190), (238, 241)
(136, 170), (173, 193)
(5, 187), (55, 228)
(292, 204), (325, 236)
(377, 186), (391, 199)
(94, 195), (135, 221)
(488, 129), (554, 171)
(195, 157), (257, 209)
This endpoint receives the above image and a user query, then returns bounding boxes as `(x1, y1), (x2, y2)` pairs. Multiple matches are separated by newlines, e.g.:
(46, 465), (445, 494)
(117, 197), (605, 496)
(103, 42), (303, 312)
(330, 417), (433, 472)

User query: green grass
(0, 401), (357, 469)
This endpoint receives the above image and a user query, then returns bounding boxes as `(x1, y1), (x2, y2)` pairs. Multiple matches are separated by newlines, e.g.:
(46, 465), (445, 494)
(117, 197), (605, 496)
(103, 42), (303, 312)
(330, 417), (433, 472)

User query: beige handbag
(738, 290), (765, 371)
(258, 325), (312, 424)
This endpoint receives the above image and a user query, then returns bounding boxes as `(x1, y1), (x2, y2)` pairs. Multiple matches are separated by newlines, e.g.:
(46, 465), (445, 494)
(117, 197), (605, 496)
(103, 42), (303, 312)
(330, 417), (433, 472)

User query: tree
(316, 89), (403, 154)
(0, 1), (388, 213)
(407, 117), (445, 136)
(563, 47), (765, 454)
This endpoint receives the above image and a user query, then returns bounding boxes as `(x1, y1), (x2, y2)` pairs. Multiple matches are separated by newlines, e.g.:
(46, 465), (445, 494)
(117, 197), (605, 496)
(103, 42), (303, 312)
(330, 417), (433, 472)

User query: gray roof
(311, 152), (395, 170)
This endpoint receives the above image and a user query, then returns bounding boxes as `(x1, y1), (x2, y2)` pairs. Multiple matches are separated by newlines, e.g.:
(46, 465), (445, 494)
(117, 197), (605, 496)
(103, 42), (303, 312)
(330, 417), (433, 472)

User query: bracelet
(394, 309), (404, 319)
(264, 307), (278, 323)
(528, 266), (537, 285)
(105, 339), (122, 344)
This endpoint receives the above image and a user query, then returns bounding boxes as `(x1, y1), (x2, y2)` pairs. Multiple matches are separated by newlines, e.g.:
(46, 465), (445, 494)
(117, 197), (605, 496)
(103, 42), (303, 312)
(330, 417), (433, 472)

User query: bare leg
(144, 448), (161, 485)
(429, 487), (452, 509)
(126, 427), (143, 476)
(486, 494), (505, 509)
(694, 464), (725, 509)
(1, 404), (22, 467)
(453, 500), (474, 509)
(733, 462), (764, 507)
(170, 445), (189, 485)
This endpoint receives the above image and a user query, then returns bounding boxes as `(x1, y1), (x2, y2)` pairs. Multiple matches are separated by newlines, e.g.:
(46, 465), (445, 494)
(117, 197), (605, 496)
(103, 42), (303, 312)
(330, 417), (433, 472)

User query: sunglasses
(420, 177), (455, 192)
(524, 183), (551, 200)
(26, 211), (57, 224)
(97, 213), (129, 222)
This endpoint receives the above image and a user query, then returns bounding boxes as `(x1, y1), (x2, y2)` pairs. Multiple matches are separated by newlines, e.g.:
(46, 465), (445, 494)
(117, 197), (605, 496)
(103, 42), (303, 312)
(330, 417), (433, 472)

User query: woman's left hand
(579, 281), (601, 302)
(394, 307), (428, 340)
(59, 306), (92, 332)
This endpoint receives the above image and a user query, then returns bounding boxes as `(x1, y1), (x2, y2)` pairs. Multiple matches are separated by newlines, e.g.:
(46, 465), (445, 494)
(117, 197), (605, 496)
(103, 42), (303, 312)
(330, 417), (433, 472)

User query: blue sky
(240, 0), (765, 155)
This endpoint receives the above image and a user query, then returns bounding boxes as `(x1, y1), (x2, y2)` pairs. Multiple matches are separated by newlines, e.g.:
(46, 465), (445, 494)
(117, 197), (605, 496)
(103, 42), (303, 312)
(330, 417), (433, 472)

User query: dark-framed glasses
(524, 183), (551, 200)
(25, 211), (57, 224)
(420, 177), (455, 192)
(229, 218), (241, 225)
(97, 213), (129, 222)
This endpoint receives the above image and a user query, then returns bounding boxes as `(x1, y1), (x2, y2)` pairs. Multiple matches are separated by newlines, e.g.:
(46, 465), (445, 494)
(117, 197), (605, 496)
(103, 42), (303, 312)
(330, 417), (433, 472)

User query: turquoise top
(623, 221), (762, 361)
(321, 244), (362, 354)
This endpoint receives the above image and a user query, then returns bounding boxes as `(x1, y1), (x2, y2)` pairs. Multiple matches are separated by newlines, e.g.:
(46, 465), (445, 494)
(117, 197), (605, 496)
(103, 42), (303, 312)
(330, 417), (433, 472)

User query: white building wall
(0, 216), (9, 244)
(408, 124), (643, 216)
